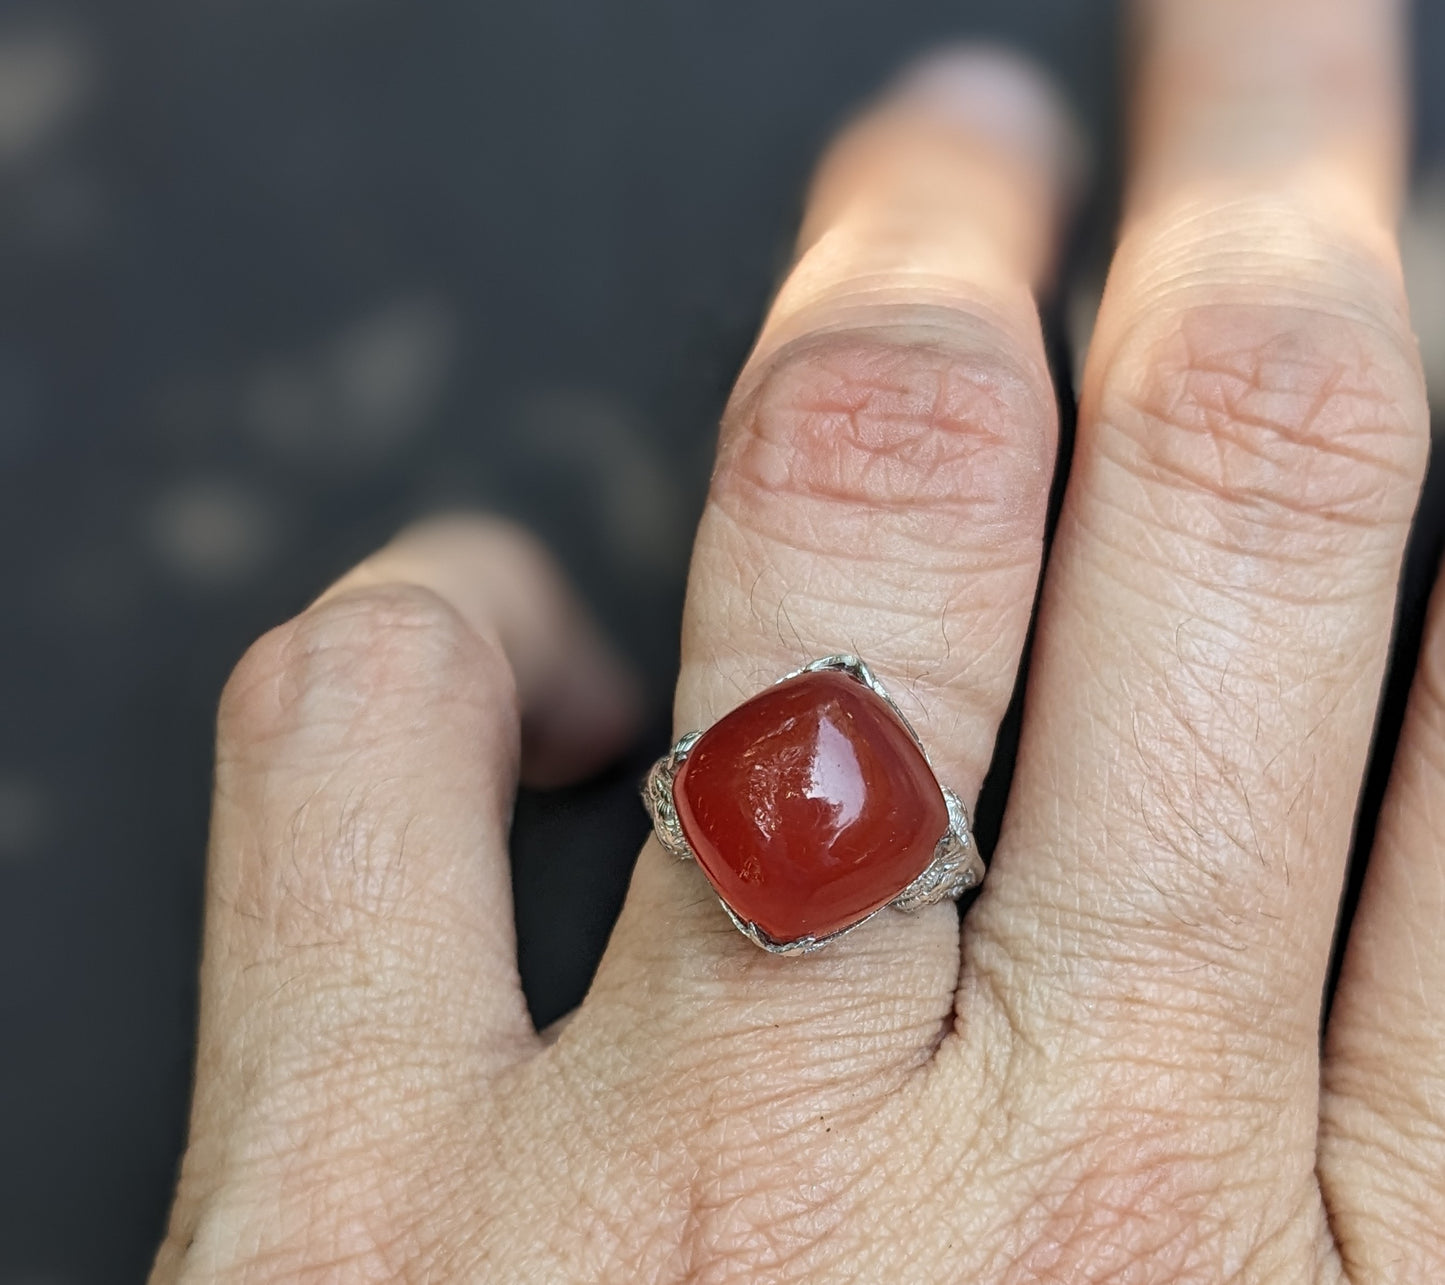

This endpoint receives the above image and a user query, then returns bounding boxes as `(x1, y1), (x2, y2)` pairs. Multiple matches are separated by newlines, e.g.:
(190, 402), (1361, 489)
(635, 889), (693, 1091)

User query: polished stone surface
(674, 670), (948, 942)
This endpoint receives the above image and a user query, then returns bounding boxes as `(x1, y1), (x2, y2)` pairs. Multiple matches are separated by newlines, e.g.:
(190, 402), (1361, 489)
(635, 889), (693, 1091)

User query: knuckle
(212, 585), (519, 956)
(219, 583), (517, 751)
(715, 327), (1055, 553)
(217, 618), (297, 747)
(212, 585), (519, 946)
(287, 583), (491, 697)
(1098, 295), (1428, 542)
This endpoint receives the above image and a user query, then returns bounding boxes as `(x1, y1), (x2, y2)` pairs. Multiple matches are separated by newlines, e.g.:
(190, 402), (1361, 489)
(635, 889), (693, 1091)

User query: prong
(793, 654), (868, 683)
(892, 788), (984, 912)
(642, 731), (703, 861)
(720, 896), (904, 955)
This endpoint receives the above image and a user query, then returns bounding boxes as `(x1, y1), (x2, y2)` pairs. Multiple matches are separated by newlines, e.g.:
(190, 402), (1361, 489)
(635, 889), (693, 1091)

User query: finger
(582, 51), (1075, 1073)
(160, 516), (639, 1261)
(330, 516), (641, 788)
(965, 0), (1427, 1136)
(1320, 579), (1445, 1280)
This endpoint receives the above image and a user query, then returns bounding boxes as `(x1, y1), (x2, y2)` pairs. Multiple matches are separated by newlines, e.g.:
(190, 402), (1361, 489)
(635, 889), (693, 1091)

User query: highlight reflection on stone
(673, 669), (948, 943)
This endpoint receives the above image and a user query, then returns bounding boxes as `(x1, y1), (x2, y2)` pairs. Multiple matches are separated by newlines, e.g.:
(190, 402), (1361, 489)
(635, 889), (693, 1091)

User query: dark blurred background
(5, 2), (1445, 1281)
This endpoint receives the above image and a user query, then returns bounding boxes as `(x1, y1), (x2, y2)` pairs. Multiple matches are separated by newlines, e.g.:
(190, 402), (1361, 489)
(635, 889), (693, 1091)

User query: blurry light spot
(243, 296), (455, 466)
(329, 297), (455, 452)
(147, 479), (281, 586)
(0, 28), (91, 167)
(511, 389), (689, 574)
(0, 774), (51, 863)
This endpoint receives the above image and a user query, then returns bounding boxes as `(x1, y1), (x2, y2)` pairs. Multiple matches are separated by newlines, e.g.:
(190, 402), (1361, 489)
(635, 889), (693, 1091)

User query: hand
(153, 2), (1444, 1281)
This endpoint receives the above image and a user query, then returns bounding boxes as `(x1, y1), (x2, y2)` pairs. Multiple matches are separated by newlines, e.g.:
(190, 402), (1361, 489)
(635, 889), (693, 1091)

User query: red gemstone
(673, 668), (948, 944)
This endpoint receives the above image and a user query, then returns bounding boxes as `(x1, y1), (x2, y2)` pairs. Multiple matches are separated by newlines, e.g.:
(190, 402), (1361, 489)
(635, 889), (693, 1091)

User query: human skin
(151, 1), (1445, 1280)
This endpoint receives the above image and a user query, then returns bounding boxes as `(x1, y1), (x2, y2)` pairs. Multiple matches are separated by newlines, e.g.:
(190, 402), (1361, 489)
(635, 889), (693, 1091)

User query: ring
(644, 655), (984, 954)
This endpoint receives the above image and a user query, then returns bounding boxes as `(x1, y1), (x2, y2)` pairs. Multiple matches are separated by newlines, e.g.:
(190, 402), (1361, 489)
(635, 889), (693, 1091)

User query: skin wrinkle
(1103, 189), (1408, 329)
(982, 248), (1433, 1283)
(495, 1065), (666, 1277)
(182, 1120), (463, 1285)
(218, 949), (478, 1100)
(226, 845), (479, 1024)
(719, 337), (1051, 534)
(650, 1009), (924, 1277)
(974, 877), (1318, 1056)
(987, 921), (1314, 1065)
(716, 491), (1041, 570)
(1020, 482), (1389, 994)
(349, 953), (1326, 1285)
(1094, 308), (1425, 545)
(675, 1137), (877, 1278)
(497, 1047), (888, 1284)
(721, 540), (1029, 633)
(170, 584), (546, 1279)
(1069, 483), (1401, 616)
(1117, 646), (1280, 852)
(965, 1074), (1315, 1285)
(253, 590), (521, 766)
(670, 320), (1057, 867)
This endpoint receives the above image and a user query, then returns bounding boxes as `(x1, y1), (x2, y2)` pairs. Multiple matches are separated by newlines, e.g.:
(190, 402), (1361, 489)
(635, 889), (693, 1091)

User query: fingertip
(786, 41), (1084, 315)
(887, 43), (1089, 207)
(519, 624), (645, 789)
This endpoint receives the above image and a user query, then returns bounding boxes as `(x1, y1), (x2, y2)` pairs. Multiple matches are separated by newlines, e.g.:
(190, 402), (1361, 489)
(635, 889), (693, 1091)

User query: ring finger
(578, 50), (1076, 1079)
